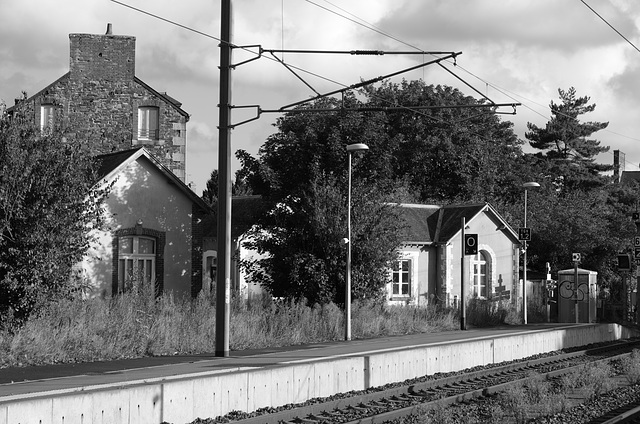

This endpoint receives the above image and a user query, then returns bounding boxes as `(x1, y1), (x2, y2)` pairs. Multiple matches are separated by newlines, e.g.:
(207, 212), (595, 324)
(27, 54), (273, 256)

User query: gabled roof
(398, 204), (441, 243)
(438, 203), (488, 242)
(134, 77), (189, 120)
(7, 73), (189, 120)
(398, 202), (518, 245)
(94, 147), (209, 211)
(6, 72), (71, 112)
(620, 171), (640, 186)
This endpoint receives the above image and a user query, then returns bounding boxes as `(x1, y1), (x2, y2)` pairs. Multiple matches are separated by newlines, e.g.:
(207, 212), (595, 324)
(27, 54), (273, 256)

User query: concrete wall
(2, 324), (637, 424)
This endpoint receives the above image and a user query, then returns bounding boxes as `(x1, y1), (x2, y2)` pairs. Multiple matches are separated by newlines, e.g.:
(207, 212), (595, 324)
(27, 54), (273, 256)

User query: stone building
(10, 23), (188, 181)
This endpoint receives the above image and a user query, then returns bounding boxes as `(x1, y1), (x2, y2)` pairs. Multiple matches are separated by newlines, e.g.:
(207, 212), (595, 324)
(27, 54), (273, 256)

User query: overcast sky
(2, 0), (640, 193)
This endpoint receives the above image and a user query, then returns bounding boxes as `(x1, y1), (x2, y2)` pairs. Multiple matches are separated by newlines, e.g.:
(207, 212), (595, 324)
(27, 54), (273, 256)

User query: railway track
(588, 401), (640, 424)
(194, 339), (640, 424)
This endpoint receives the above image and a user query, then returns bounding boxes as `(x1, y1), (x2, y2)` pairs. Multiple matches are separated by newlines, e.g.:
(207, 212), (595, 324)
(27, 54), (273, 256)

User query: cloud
(3, 0), (640, 191)
(378, 0), (638, 53)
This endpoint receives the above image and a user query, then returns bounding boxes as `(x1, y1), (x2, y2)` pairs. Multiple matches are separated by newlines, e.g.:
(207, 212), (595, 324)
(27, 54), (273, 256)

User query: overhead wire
(579, 0), (640, 55)
(109, 0), (485, 129)
(314, 0), (640, 168)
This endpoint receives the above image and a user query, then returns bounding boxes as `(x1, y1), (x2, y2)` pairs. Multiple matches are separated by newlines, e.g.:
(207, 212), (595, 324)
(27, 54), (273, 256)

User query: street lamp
(522, 181), (540, 325)
(345, 143), (369, 341)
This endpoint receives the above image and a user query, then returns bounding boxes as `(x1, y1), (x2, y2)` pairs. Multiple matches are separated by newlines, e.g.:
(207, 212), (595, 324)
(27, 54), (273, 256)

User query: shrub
(620, 349), (640, 384)
(466, 297), (511, 327)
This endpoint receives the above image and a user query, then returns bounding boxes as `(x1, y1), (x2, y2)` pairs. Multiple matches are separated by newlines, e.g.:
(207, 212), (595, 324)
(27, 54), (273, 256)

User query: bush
(620, 349), (640, 384)
(466, 297), (511, 327)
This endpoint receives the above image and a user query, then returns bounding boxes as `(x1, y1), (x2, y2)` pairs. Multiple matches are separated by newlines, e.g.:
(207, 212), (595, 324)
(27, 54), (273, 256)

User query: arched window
(118, 235), (156, 292)
(471, 251), (490, 298)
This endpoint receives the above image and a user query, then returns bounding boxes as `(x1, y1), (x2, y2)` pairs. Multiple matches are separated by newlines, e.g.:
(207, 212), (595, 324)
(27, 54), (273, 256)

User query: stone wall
(17, 30), (188, 181)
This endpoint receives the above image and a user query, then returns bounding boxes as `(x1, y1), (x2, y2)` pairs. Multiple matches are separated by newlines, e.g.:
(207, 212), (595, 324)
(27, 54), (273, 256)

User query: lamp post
(522, 181), (540, 325)
(345, 143), (369, 341)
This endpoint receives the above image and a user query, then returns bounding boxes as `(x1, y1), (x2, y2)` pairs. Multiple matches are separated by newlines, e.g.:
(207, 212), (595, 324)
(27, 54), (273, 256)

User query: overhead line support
(262, 48), (458, 56)
(278, 51), (462, 111)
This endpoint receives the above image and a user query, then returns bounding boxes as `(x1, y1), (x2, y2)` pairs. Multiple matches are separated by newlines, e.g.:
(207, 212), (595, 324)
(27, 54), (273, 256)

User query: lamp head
(346, 143), (369, 153)
(522, 182), (540, 189)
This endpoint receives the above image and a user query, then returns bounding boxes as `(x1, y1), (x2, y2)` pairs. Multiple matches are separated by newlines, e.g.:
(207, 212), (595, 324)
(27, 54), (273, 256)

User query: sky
(2, 0), (640, 194)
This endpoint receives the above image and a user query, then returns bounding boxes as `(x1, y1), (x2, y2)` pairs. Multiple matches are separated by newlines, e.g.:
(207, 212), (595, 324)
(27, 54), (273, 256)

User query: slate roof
(438, 204), (487, 241)
(398, 204), (440, 243)
(620, 171), (640, 186)
(398, 202), (517, 245)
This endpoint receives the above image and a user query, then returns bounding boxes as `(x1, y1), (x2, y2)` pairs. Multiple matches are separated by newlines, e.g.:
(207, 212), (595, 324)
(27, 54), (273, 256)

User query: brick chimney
(613, 149), (625, 183)
(69, 24), (135, 81)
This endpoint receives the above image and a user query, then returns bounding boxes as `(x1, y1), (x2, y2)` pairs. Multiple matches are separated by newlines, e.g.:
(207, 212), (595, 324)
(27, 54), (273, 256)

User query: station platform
(1, 323), (638, 424)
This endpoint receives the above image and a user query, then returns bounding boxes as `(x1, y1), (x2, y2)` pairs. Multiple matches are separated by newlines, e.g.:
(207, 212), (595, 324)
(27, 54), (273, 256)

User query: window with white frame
(40, 105), (55, 131)
(118, 236), (156, 292)
(471, 250), (490, 298)
(392, 259), (411, 297)
(138, 106), (159, 140)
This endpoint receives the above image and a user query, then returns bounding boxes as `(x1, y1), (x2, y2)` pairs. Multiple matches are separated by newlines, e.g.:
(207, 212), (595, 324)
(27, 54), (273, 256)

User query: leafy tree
(237, 94), (408, 304)
(202, 164), (256, 208)
(525, 87), (611, 192)
(202, 169), (219, 207)
(236, 81), (527, 304)
(363, 80), (524, 204)
(0, 101), (107, 323)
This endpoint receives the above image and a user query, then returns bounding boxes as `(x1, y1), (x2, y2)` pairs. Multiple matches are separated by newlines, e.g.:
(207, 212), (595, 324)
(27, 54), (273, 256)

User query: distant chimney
(613, 150), (625, 183)
(105, 23), (113, 35)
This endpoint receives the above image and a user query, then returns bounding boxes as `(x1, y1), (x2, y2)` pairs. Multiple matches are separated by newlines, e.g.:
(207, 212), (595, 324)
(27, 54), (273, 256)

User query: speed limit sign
(635, 236), (640, 247)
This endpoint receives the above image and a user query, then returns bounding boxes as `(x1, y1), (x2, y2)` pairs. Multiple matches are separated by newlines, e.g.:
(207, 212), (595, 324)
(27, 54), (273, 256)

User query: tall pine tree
(525, 87), (611, 192)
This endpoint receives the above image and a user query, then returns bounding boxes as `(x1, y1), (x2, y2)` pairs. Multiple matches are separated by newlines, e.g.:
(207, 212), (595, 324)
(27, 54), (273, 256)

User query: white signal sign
(572, 253), (581, 262)
(634, 236), (640, 247)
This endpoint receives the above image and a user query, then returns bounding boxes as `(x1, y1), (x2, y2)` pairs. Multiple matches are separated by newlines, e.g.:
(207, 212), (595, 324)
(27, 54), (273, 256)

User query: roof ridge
(94, 146), (144, 159)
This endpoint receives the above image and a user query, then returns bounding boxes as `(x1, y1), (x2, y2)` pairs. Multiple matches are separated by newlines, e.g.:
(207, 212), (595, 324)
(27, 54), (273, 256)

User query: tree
(201, 163), (256, 208)
(236, 81), (526, 304)
(525, 87), (611, 192)
(237, 94), (407, 304)
(363, 80), (524, 204)
(0, 101), (107, 323)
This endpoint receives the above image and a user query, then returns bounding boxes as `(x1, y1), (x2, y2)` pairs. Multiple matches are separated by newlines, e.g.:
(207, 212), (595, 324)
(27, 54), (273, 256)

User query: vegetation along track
(184, 339), (640, 424)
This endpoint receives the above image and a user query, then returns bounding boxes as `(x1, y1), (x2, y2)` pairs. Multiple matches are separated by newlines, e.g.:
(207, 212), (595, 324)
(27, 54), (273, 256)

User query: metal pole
(345, 152), (352, 341)
(523, 188), (528, 325)
(574, 260), (579, 323)
(215, 0), (232, 357)
(460, 217), (466, 330)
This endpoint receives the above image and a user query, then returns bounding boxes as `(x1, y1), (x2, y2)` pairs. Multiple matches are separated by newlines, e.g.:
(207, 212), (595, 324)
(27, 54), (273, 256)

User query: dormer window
(40, 104), (55, 131)
(138, 106), (159, 140)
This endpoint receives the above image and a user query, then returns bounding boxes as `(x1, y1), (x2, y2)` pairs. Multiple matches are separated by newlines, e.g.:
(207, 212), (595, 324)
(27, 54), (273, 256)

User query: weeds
(0, 290), (465, 367)
(620, 349), (640, 384)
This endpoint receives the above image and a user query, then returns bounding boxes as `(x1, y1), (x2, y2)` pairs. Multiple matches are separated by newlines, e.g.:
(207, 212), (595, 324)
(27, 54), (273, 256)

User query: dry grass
(0, 288), (466, 368)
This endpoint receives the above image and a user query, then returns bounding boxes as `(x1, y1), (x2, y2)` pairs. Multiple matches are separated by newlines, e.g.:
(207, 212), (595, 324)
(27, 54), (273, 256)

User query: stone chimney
(69, 24), (135, 82)
(613, 149), (625, 183)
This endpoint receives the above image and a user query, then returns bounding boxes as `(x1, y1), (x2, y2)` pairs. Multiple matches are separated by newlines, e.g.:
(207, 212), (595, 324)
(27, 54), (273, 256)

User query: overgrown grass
(466, 297), (522, 327)
(0, 288), (517, 368)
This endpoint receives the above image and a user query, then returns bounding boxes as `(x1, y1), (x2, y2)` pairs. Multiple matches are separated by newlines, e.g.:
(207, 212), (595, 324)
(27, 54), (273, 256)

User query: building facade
(389, 203), (521, 307)
(11, 24), (188, 181)
(84, 147), (209, 298)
